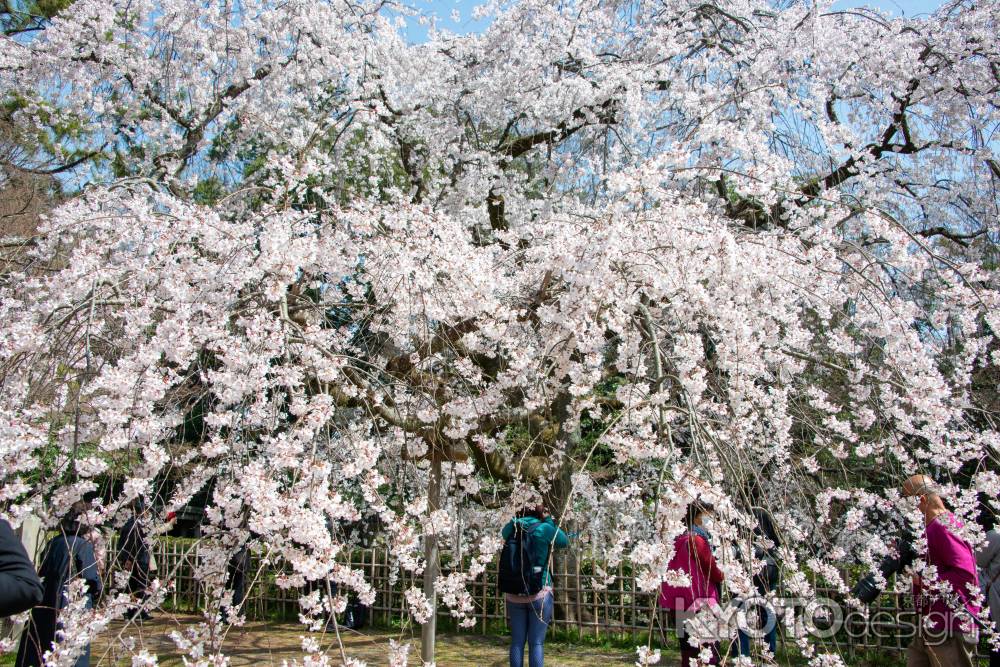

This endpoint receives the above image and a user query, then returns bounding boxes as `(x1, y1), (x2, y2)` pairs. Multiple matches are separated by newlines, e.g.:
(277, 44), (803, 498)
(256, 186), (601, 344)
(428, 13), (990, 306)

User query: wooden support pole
(420, 455), (442, 664)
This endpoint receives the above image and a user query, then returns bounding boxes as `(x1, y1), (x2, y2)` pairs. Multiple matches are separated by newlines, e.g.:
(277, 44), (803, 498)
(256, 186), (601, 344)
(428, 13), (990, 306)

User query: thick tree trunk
(548, 462), (596, 627)
(545, 399), (597, 627)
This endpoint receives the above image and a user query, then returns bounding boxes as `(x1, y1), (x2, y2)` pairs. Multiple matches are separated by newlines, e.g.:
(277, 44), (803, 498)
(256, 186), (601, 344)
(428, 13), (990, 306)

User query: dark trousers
(737, 600), (777, 656)
(662, 609), (719, 667)
(680, 642), (719, 667)
(126, 565), (151, 616)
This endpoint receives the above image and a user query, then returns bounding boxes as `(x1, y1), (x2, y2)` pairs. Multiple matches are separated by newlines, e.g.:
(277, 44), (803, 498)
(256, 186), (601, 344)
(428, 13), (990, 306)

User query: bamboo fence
(141, 538), (993, 662)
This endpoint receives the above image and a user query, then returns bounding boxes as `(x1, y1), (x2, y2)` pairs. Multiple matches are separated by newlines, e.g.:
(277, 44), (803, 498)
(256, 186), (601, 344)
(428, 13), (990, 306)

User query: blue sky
(403, 0), (948, 42)
(829, 0), (945, 15)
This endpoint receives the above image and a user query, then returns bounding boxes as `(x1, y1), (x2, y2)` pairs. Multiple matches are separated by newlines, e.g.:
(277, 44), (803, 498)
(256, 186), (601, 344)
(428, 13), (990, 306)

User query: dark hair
(684, 500), (714, 529)
(979, 504), (997, 532)
(61, 500), (88, 533)
(516, 505), (546, 521)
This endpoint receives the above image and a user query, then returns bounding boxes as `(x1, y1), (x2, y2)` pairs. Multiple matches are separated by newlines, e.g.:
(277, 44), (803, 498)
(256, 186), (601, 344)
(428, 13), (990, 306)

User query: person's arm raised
(541, 517), (570, 549)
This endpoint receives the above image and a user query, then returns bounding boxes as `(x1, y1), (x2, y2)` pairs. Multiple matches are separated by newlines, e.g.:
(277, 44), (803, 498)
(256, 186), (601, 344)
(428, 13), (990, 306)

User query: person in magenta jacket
(659, 501), (725, 667)
(903, 475), (980, 667)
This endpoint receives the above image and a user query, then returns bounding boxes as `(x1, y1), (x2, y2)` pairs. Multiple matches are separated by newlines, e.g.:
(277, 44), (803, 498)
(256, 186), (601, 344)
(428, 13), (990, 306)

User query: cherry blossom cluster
(0, 0), (997, 663)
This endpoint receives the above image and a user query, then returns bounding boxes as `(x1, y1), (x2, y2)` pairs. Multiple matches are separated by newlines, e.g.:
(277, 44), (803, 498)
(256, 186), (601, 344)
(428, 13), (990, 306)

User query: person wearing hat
(902, 474), (980, 667)
(658, 501), (725, 666)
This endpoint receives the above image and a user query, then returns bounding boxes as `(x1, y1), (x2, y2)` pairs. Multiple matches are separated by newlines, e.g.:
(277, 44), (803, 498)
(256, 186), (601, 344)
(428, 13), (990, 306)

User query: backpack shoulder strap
(532, 522), (555, 575)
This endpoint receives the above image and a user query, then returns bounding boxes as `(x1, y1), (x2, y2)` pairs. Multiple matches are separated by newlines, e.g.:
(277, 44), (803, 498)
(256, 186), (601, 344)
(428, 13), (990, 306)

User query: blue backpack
(498, 521), (548, 595)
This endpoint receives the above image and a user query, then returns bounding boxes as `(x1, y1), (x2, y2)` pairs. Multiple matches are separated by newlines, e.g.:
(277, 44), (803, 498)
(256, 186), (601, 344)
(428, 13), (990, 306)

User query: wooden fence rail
(141, 538), (989, 662)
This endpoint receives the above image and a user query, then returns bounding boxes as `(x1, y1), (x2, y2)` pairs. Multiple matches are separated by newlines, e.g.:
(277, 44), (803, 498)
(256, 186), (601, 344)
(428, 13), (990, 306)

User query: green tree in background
(1, 0), (73, 36)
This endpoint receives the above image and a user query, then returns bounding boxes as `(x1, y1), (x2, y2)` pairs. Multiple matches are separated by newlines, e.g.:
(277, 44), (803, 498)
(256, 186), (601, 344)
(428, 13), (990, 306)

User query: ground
(3, 613), (909, 666)
(87, 613), (642, 666)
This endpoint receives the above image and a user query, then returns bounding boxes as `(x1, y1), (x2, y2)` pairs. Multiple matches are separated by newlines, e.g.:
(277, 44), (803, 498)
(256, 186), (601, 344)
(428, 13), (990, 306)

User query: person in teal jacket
(501, 505), (571, 667)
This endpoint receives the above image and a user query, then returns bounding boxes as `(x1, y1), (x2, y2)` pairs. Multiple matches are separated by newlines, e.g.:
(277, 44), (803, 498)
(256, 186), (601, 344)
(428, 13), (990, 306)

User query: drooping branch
(916, 226), (987, 247)
(796, 77), (922, 204)
(497, 97), (619, 160)
(8, 148), (104, 176)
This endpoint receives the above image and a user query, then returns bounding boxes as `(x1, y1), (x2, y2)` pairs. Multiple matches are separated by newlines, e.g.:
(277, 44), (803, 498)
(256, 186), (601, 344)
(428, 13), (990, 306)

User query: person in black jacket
(0, 518), (43, 617)
(117, 498), (152, 621)
(221, 544), (250, 623)
(736, 506), (781, 658)
(15, 502), (103, 667)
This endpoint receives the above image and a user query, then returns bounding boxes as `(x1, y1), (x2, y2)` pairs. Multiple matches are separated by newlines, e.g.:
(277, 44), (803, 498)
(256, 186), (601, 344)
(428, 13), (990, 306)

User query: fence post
(632, 565), (639, 643)
(480, 563), (487, 635)
(383, 547), (390, 625)
(617, 561), (625, 639)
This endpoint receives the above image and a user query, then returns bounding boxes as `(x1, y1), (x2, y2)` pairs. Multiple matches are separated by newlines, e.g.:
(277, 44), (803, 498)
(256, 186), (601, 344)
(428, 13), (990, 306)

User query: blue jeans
(737, 599), (777, 656)
(507, 592), (553, 667)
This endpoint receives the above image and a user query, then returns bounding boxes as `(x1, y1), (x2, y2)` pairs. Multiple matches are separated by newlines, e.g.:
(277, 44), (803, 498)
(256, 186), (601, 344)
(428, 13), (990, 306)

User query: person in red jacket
(658, 501), (725, 667)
